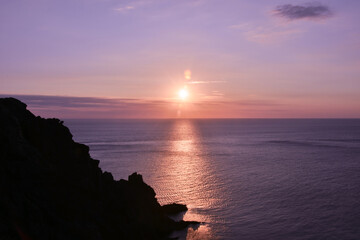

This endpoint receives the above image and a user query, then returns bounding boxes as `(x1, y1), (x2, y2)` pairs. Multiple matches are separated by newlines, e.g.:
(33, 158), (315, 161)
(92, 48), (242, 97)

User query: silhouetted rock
(162, 203), (188, 215)
(0, 97), (196, 240)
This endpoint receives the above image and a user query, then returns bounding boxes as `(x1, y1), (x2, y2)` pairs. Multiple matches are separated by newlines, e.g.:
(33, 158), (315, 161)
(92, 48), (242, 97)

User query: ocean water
(65, 119), (360, 240)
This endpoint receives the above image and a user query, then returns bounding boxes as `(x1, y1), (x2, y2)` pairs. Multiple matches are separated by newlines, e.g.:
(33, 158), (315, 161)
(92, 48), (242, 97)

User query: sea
(65, 119), (360, 240)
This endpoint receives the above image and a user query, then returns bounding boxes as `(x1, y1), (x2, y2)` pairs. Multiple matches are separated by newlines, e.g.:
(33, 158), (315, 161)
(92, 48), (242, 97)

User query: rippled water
(66, 119), (360, 240)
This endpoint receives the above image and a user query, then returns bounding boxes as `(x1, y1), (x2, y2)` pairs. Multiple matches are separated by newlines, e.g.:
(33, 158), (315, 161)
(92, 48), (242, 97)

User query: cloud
(244, 26), (302, 44)
(273, 2), (333, 21)
(114, 5), (135, 12)
(188, 80), (227, 84)
(114, 0), (151, 13)
(228, 23), (252, 30)
(2, 93), (358, 118)
(229, 23), (303, 44)
(0, 94), (174, 119)
(230, 2), (332, 44)
(0, 94), (287, 118)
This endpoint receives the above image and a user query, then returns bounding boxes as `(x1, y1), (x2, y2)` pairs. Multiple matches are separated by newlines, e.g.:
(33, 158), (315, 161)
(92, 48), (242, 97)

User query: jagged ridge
(0, 97), (195, 240)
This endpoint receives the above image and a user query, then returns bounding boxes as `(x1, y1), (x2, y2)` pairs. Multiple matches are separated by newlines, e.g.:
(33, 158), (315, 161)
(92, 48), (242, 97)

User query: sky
(1, 0), (360, 118)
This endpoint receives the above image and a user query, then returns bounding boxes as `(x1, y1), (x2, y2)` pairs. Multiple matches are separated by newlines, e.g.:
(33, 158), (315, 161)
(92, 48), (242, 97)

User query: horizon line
(62, 117), (360, 120)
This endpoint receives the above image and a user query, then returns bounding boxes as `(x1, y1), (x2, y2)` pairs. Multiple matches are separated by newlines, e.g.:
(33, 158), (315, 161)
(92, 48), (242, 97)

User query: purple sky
(1, 0), (359, 118)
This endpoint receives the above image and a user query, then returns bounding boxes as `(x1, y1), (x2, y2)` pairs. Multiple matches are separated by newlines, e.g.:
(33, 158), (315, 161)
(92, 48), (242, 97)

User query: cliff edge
(0, 97), (193, 240)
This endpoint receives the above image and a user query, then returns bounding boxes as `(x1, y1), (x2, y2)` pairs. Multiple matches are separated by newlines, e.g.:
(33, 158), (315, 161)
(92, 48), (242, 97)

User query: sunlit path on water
(152, 120), (223, 239)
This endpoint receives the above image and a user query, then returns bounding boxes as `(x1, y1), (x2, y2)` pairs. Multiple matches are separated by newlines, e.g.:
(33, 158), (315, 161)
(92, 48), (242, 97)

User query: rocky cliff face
(0, 98), (192, 240)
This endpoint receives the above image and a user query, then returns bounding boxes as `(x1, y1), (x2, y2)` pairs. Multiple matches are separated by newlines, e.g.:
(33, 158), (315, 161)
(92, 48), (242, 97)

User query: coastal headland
(0, 97), (197, 240)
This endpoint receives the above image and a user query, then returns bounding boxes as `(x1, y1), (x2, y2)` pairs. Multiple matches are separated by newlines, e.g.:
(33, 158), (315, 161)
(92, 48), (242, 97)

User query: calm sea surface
(65, 119), (360, 240)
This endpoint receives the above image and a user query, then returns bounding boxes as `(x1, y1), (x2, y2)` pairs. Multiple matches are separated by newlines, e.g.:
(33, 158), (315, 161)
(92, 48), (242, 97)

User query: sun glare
(178, 88), (189, 100)
(184, 70), (191, 80)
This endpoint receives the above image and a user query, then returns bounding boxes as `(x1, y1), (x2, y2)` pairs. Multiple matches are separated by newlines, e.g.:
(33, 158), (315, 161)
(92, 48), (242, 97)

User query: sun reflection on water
(153, 120), (221, 239)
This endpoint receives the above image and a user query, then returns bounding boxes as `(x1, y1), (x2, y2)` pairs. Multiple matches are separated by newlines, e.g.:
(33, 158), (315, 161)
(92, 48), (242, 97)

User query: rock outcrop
(162, 203), (188, 216)
(0, 98), (194, 240)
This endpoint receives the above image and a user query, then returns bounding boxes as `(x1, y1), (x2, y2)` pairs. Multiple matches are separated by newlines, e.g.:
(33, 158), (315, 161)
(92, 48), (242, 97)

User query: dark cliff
(0, 98), (192, 240)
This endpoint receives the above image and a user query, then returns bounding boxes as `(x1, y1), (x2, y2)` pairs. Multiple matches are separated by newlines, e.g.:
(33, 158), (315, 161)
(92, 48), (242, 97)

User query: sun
(178, 88), (189, 100)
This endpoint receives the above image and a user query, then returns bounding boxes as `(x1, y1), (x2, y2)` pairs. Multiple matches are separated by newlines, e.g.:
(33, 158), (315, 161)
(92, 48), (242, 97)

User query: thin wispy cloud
(229, 23), (302, 44)
(113, 0), (153, 13)
(197, 90), (225, 100)
(0, 94), (174, 118)
(114, 5), (135, 12)
(245, 26), (302, 44)
(228, 23), (252, 30)
(0, 94), (286, 118)
(188, 80), (227, 84)
(273, 2), (333, 21)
